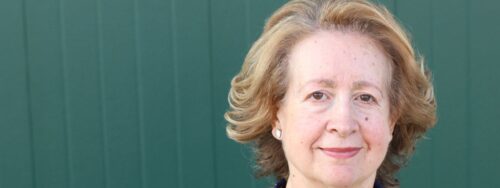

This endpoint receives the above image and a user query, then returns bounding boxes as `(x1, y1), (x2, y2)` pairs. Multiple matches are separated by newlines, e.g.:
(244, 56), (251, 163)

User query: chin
(317, 167), (361, 187)
(321, 176), (356, 187)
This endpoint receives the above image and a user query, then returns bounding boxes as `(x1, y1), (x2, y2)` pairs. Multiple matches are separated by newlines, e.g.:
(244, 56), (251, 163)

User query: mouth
(320, 147), (361, 159)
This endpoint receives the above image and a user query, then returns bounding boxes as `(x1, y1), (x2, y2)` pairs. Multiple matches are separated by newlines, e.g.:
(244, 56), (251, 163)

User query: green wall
(0, 0), (499, 187)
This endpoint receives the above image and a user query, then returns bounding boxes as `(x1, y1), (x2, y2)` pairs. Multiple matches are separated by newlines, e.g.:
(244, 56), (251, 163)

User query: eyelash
(307, 91), (378, 105)
(355, 94), (377, 104)
(308, 91), (328, 101)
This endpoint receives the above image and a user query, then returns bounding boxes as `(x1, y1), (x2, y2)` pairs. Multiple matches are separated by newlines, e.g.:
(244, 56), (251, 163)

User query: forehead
(287, 30), (392, 90)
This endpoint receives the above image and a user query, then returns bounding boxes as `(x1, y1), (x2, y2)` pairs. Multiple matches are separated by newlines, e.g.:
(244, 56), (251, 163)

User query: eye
(310, 91), (327, 101)
(356, 94), (376, 104)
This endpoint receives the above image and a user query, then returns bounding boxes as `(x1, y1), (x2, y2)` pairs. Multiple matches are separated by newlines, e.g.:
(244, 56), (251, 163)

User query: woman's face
(274, 30), (394, 187)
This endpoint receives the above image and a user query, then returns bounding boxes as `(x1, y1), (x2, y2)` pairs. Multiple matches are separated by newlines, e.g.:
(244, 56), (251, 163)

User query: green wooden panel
(173, 0), (215, 187)
(469, 0), (500, 187)
(136, 0), (178, 187)
(2, 0), (500, 188)
(431, 0), (468, 187)
(24, 0), (70, 187)
(99, 0), (142, 187)
(0, 0), (34, 187)
(61, 0), (106, 187)
(211, 0), (255, 188)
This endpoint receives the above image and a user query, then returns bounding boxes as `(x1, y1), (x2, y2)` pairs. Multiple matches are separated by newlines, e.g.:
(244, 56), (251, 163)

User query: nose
(326, 96), (358, 137)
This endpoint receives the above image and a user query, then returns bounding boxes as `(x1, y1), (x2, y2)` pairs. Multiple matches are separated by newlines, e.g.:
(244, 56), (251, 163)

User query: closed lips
(320, 147), (361, 159)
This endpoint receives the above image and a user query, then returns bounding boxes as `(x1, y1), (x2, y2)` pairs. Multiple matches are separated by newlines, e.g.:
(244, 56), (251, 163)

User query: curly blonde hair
(224, 0), (436, 187)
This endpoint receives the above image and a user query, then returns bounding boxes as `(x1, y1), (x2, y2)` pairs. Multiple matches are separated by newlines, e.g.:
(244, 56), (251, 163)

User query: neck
(285, 170), (376, 188)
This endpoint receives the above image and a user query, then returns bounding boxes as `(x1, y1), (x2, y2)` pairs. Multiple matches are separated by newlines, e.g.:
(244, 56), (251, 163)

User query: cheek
(362, 117), (392, 149)
(283, 107), (326, 147)
(356, 102), (392, 145)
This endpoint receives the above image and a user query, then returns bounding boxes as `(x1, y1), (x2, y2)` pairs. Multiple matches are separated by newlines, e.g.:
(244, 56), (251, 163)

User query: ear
(389, 121), (396, 134)
(387, 118), (397, 142)
(388, 113), (399, 135)
(272, 107), (285, 140)
(272, 116), (282, 135)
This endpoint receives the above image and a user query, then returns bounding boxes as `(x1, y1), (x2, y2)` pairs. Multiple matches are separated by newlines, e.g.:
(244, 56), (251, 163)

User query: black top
(274, 179), (384, 188)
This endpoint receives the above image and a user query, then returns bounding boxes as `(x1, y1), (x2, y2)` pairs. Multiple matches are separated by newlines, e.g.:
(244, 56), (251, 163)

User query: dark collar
(274, 179), (384, 188)
(274, 179), (286, 188)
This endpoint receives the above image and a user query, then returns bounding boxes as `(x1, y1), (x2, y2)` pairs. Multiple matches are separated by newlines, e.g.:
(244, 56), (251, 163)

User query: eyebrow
(299, 79), (384, 98)
(352, 80), (384, 99)
(299, 79), (336, 92)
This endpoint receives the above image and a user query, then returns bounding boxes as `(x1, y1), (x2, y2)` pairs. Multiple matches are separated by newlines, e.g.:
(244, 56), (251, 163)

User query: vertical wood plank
(95, 0), (110, 186)
(98, 0), (142, 187)
(211, 0), (255, 188)
(0, 0), (35, 187)
(135, 0), (178, 187)
(431, 0), (468, 187)
(61, 0), (106, 187)
(24, 0), (70, 187)
(132, 1), (147, 187)
(469, 0), (500, 187)
(173, 0), (214, 187)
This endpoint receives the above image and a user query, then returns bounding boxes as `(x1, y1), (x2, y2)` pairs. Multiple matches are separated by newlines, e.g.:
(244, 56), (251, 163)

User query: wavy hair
(224, 0), (436, 187)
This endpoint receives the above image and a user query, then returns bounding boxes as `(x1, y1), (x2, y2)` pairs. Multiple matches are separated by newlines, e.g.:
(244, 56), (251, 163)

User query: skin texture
(273, 30), (395, 188)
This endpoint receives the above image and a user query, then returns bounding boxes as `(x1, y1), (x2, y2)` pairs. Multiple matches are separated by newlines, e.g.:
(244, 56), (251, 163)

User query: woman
(225, 0), (436, 187)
